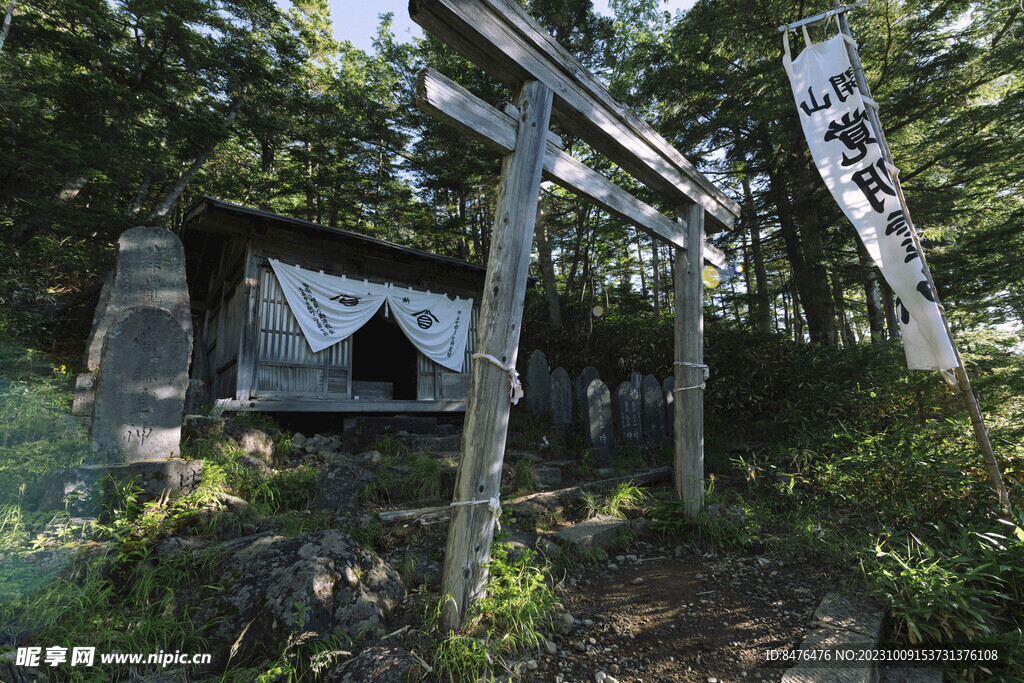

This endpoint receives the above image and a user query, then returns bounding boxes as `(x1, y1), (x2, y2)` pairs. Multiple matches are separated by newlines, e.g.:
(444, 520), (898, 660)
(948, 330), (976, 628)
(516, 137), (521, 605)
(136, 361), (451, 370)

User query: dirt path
(524, 543), (829, 683)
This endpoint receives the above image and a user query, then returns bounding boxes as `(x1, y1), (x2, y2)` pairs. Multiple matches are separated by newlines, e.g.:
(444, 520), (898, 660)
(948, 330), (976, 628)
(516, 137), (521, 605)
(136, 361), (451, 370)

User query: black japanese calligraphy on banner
(783, 34), (956, 371)
(269, 259), (473, 371)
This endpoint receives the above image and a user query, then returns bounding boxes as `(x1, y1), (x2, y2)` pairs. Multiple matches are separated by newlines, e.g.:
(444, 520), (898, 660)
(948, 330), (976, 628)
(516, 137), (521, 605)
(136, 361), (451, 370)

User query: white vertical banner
(783, 34), (957, 371)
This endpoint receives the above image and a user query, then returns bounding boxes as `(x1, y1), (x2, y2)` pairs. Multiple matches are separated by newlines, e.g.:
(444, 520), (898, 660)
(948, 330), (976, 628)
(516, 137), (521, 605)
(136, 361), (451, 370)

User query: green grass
(513, 458), (539, 493)
(0, 340), (88, 507)
(408, 453), (443, 498)
(602, 481), (650, 518)
(427, 542), (556, 681)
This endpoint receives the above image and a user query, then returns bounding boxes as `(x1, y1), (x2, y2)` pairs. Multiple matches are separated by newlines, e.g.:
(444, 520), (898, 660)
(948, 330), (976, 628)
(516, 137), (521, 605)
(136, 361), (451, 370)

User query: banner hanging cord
(472, 352), (523, 405)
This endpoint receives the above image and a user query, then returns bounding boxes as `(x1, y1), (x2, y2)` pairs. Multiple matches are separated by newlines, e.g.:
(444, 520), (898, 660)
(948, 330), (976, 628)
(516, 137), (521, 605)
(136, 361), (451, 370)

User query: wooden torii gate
(409, 0), (741, 631)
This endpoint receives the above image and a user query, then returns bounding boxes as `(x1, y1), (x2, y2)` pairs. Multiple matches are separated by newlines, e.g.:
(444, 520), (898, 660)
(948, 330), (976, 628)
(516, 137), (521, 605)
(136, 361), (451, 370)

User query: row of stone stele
(39, 226), (201, 517)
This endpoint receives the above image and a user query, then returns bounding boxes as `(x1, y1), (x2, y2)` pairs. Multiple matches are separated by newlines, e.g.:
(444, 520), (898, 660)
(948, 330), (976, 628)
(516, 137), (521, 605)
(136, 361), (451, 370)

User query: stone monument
(524, 349), (550, 418)
(549, 367), (572, 429)
(585, 378), (614, 466)
(614, 381), (642, 446)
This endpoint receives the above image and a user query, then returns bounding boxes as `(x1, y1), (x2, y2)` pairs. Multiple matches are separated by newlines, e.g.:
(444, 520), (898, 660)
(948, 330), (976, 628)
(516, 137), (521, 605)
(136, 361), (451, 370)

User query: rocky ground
(326, 426), (837, 683)
(8, 419), (846, 683)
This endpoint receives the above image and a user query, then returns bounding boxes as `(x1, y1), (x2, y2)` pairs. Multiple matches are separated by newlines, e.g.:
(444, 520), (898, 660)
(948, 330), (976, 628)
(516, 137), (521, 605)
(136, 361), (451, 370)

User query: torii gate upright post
(675, 203), (706, 517)
(439, 79), (553, 633)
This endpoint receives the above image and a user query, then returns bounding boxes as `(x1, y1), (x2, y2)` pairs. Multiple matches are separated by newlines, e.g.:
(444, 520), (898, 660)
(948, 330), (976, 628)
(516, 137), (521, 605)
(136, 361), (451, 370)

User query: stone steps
(782, 592), (943, 683)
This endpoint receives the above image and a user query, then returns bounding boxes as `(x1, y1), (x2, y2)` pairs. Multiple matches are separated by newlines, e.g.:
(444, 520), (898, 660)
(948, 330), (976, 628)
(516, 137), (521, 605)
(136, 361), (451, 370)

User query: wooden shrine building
(181, 196), (485, 413)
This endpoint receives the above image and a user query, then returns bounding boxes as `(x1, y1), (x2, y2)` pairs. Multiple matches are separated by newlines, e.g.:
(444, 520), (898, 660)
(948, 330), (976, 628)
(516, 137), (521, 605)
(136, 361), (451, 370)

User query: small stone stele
(663, 375), (675, 436)
(630, 371), (643, 394)
(585, 378), (614, 465)
(90, 307), (190, 464)
(524, 349), (550, 417)
(641, 374), (666, 440)
(614, 381), (642, 446)
(577, 365), (600, 424)
(549, 366), (572, 428)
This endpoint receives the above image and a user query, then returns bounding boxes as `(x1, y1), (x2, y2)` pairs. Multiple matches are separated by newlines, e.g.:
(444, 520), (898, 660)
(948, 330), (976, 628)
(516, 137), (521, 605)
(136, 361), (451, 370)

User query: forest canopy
(0, 0), (1021, 350)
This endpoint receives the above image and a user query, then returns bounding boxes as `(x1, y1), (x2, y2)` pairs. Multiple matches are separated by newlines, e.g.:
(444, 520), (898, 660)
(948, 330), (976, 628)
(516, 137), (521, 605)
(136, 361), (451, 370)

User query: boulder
(310, 457), (377, 512)
(225, 427), (276, 466)
(324, 643), (427, 683)
(235, 454), (272, 477)
(190, 530), (405, 666)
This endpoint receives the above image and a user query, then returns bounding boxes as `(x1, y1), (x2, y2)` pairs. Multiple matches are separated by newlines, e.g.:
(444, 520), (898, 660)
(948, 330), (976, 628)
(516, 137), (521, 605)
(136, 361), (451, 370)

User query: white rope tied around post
(673, 361), (710, 392)
(472, 353), (523, 405)
(450, 495), (502, 530)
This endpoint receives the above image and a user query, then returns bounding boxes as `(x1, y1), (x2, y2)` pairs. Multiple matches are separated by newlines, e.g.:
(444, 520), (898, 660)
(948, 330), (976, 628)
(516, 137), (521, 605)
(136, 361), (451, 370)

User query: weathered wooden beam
(416, 68), (727, 268)
(220, 398), (467, 412)
(378, 466), (673, 523)
(409, 0), (741, 231)
(674, 204), (705, 517)
(439, 79), (553, 633)
(501, 102), (562, 147)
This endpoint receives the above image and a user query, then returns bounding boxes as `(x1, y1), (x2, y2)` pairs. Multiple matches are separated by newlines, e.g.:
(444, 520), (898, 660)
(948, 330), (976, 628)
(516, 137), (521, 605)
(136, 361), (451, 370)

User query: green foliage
(581, 490), (600, 519)
(247, 467), (319, 516)
(602, 481), (651, 519)
(220, 608), (353, 683)
(428, 542), (556, 681)
(864, 511), (1024, 648)
(0, 341), (88, 506)
(408, 453), (443, 498)
(374, 433), (408, 459)
(0, 493), (221, 680)
(513, 458), (539, 493)
(346, 521), (387, 553)
(650, 479), (756, 551)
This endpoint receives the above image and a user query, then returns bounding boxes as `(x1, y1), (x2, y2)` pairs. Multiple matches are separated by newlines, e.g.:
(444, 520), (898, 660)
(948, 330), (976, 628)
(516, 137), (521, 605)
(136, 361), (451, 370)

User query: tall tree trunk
(832, 269), (856, 347)
(796, 187), (836, 345)
(857, 240), (886, 341)
(881, 283), (901, 339)
(0, 0), (16, 55)
(534, 194), (562, 330)
(742, 175), (772, 333)
(145, 99), (241, 225)
(768, 165), (834, 345)
(782, 286), (791, 337)
(126, 170), (153, 218)
(633, 230), (647, 297)
(651, 238), (661, 320)
(791, 278), (805, 341)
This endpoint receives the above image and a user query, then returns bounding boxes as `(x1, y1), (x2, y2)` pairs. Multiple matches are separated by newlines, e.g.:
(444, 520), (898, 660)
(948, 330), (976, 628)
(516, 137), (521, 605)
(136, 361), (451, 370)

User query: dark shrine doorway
(351, 310), (418, 400)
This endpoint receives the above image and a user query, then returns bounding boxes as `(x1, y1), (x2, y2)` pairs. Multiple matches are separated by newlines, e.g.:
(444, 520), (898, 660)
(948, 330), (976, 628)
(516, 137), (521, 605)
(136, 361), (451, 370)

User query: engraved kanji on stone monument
(90, 307), (190, 464)
(86, 226), (192, 372)
(549, 367), (572, 429)
(585, 378), (614, 465)
(524, 349), (550, 417)
(614, 381), (642, 446)
(642, 374), (666, 440)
